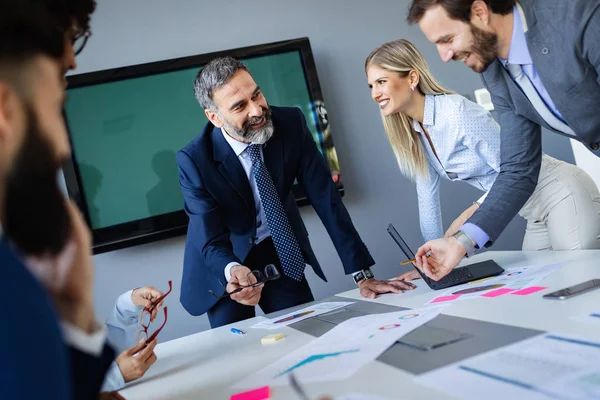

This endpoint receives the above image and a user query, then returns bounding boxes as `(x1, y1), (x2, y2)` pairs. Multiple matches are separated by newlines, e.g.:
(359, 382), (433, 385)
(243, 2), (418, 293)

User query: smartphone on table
(542, 279), (600, 300)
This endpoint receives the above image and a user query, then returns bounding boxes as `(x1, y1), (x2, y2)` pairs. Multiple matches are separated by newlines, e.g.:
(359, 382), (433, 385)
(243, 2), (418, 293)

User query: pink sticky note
(510, 286), (548, 296)
(431, 294), (461, 303)
(482, 288), (515, 298)
(230, 386), (270, 400)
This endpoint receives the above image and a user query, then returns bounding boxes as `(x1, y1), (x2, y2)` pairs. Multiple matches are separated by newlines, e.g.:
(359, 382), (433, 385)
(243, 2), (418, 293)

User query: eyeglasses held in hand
(138, 280), (172, 342)
(209, 264), (281, 300)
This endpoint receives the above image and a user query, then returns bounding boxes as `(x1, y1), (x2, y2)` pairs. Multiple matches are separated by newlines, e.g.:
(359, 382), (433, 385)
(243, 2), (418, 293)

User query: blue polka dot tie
(247, 144), (305, 281)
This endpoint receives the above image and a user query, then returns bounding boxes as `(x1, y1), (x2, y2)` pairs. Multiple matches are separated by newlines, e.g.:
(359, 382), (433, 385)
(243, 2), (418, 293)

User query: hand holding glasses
(209, 264), (281, 300)
(139, 280), (172, 343)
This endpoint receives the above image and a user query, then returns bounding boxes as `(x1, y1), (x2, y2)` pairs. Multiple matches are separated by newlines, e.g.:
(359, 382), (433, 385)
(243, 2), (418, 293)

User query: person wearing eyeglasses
(0, 2), (116, 399)
(41, 0), (96, 86)
(365, 39), (600, 284)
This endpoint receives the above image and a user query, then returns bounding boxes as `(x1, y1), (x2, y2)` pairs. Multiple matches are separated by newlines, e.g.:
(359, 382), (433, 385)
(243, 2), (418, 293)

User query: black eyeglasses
(72, 30), (92, 55)
(209, 264), (281, 300)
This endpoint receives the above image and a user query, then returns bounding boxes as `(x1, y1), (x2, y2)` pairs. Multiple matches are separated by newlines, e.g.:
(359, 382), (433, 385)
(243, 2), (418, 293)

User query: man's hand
(116, 339), (158, 383)
(51, 201), (97, 333)
(358, 278), (416, 299)
(392, 269), (421, 282)
(415, 237), (466, 281)
(132, 286), (164, 322)
(228, 265), (262, 306)
(445, 203), (479, 238)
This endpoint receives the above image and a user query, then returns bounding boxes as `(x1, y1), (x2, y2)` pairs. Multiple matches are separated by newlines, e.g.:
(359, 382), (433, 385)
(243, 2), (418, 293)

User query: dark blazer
(177, 106), (374, 316)
(470, 0), (600, 243)
(1, 239), (71, 399)
(0, 240), (115, 399)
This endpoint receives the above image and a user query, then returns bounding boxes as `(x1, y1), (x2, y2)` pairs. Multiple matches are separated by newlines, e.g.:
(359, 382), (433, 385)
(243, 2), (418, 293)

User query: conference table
(120, 250), (600, 399)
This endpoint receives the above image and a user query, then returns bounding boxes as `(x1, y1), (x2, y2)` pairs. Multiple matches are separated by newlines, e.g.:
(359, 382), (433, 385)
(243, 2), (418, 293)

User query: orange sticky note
(230, 386), (270, 400)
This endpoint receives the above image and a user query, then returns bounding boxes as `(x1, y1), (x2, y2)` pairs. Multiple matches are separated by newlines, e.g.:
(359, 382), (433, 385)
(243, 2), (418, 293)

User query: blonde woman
(365, 39), (600, 281)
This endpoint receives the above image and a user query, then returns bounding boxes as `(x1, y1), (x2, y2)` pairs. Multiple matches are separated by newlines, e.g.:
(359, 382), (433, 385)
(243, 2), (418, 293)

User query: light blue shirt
(499, 4), (565, 121)
(101, 290), (144, 392)
(415, 94), (501, 242)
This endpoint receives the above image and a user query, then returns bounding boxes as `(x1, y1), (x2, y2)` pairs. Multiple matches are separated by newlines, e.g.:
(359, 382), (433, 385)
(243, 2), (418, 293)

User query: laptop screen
(387, 223), (416, 259)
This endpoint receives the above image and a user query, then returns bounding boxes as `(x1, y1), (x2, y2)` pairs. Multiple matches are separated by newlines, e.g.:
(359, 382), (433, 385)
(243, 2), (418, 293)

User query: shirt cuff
(61, 321), (107, 357)
(116, 289), (143, 318)
(225, 262), (242, 282)
(460, 223), (489, 249)
(100, 361), (126, 392)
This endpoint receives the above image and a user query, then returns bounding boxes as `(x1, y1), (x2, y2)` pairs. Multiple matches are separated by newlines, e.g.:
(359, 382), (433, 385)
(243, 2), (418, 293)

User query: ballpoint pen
(230, 328), (245, 336)
(274, 310), (314, 324)
(400, 252), (432, 265)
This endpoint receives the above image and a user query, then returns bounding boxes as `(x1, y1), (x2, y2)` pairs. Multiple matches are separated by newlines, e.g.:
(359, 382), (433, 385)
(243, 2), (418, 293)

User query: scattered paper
(417, 333), (600, 400)
(235, 307), (445, 388)
(251, 302), (355, 330)
(426, 263), (563, 305)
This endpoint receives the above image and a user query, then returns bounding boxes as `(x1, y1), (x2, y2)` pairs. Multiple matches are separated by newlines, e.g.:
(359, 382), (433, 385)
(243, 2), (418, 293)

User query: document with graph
(233, 306), (445, 388)
(417, 333), (600, 400)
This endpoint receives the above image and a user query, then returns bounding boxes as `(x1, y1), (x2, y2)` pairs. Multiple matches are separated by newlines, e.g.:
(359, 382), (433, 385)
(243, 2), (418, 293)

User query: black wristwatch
(353, 268), (374, 285)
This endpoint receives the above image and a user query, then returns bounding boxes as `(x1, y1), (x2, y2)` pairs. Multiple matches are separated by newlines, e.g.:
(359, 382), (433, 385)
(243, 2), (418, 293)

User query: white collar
(220, 128), (251, 157)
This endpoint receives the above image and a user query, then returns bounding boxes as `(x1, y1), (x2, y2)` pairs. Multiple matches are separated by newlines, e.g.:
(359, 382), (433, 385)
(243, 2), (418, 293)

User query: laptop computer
(387, 223), (504, 290)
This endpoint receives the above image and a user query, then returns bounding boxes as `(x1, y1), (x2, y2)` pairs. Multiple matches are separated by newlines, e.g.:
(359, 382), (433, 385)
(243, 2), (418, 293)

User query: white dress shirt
(101, 290), (144, 392)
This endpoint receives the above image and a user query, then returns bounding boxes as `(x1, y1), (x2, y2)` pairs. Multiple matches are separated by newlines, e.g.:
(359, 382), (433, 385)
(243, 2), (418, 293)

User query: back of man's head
(407, 0), (515, 24)
(0, 0), (65, 97)
(41, 0), (97, 33)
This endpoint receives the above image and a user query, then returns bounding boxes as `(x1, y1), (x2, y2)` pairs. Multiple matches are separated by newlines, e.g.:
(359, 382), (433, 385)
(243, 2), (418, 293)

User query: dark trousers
(207, 237), (314, 328)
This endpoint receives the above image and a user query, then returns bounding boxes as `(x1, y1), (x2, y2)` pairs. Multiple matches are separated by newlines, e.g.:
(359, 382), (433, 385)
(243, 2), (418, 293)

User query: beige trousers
(519, 155), (600, 250)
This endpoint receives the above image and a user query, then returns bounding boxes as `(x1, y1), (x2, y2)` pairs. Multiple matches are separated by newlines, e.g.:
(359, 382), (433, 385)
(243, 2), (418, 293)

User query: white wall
(82, 0), (576, 341)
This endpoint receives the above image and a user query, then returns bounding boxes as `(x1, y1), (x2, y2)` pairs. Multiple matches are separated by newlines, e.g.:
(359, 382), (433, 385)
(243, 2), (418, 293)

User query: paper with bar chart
(417, 333), (600, 400)
(234, 306), (445, 388)
(251, 301), (355, 330)
(426, 263), (564, 305)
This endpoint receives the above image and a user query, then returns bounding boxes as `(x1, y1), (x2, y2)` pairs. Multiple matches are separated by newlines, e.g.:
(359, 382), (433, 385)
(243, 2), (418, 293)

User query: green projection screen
(63, 38), (343, 253)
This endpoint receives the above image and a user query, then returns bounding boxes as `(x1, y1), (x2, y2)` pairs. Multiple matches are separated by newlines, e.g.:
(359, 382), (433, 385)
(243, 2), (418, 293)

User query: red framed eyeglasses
(138, 280), (172, 342)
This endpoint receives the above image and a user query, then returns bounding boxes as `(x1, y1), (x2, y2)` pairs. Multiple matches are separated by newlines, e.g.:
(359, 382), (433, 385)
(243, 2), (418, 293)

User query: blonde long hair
(365, 39), (453, 180)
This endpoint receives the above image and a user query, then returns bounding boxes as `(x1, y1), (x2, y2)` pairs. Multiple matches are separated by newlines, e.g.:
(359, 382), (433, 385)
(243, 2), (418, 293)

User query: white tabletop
(120, 251), (600, 400)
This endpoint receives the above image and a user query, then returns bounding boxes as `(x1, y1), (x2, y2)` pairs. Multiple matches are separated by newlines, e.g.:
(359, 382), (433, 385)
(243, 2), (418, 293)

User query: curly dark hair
(0, 0), (64, 64)
(41, 0), (97, 33)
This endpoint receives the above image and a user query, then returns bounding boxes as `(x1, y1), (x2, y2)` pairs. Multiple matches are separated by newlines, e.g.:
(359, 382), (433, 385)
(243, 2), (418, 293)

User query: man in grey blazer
(405, 0), (600, 280)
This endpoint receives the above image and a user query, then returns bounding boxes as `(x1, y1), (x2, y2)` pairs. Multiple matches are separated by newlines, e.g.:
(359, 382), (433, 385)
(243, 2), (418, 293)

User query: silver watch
(452, 230), (477, 257)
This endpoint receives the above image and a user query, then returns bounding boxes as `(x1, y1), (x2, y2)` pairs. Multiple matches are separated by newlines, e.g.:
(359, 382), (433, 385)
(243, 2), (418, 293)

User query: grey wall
(83, 0), (575, 341)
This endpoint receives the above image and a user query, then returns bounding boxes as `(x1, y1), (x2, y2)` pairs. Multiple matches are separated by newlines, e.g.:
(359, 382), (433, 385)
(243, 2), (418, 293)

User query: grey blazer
(470, 0), (600, 243)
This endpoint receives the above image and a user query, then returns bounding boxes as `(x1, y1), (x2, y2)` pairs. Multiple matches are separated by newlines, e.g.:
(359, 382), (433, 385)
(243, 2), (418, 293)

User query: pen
(274, 310), (315, 324)
(400, 252), (432, 265)
(230, 328), (245, 336)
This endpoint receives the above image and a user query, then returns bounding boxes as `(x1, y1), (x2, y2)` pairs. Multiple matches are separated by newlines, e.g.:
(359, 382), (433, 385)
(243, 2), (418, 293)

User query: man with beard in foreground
(0, 1), (114, 398)
(405, 0), (600, 282)
(178, 56), (415, 327)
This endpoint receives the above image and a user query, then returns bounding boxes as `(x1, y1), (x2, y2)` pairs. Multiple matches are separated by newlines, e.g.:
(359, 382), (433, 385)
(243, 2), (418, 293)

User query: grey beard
(222, 118), (274, 144)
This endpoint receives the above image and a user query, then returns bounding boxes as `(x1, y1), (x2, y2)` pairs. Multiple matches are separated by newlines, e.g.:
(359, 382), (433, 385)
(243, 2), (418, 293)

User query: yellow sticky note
(261, 333), (285, 344)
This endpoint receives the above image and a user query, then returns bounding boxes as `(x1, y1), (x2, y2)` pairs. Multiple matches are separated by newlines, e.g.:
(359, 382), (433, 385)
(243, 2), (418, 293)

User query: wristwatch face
(353, 272), (365, 284)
